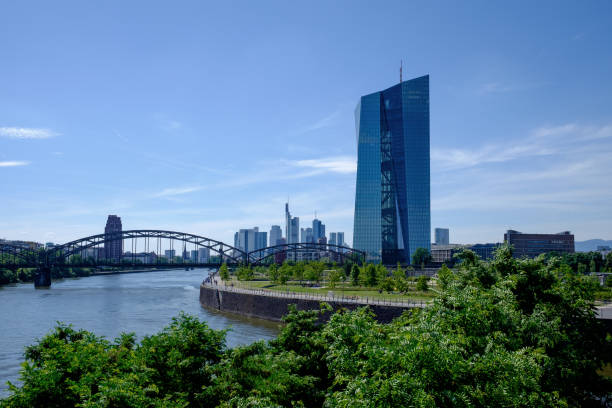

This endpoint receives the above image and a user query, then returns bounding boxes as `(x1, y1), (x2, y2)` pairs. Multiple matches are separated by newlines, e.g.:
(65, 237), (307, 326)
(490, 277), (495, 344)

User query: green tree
(219, 262), (230, 281)
(606, 251), (612, 272)
(278, 261), (292, 285)
(590, 259), (597, 273)
(379, 276), (395, 292)
(293, 261), (305, 282)
(236, 266), (254, 281)
(365, 263), (378, 287)
(578, 262), (587, 274)
(350, 264), (360, 286)
(268, 263), (280, 283)
(436, 263), (453, 289)
(304, 264), (322, 284)
(412, 247), (432, 268)
(416, 274), (429, 291)
(328, 269), (342, 289)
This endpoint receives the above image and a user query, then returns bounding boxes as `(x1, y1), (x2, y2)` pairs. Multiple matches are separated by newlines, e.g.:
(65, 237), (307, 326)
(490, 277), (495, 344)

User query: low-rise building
(431, 244), (465, 263)
(504, 230), (574, 258)
(468, 243), (502, 261)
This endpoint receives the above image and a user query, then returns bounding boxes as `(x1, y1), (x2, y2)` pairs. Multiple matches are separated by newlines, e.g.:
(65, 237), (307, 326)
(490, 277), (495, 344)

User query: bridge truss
(1, 231), (364, 270)
(247, 242), (365, 265)
(46, 230), (248, 266)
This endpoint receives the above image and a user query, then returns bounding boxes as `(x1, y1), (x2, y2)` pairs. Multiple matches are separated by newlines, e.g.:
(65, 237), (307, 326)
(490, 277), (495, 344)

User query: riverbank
(0, 266), (189, 286)
(200, 280), (423, 323)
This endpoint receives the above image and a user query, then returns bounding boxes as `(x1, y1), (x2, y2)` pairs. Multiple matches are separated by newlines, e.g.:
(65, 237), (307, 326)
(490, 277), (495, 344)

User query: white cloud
(0, 127), (58, 139)
(294, 110), (341, 134)
(291, 156), (356, 174)
(432, 123), (612, 171)
(0, 161), (29, 167)
(154, 186), (202, 197)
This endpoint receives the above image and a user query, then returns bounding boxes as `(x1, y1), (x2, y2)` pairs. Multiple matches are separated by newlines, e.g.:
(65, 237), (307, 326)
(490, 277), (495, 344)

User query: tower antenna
(400, 60), (403, 83)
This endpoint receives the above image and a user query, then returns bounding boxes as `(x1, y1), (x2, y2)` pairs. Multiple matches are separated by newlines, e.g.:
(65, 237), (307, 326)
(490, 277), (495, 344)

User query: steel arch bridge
(247, 242), (365, 265)
(1, 230), (364, 287)
(0, 243), (45, 266)
(47, 230), (247, 266)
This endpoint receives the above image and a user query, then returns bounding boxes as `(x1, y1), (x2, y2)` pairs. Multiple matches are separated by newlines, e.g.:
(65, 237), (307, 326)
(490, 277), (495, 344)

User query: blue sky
(1, 0), (611, 246)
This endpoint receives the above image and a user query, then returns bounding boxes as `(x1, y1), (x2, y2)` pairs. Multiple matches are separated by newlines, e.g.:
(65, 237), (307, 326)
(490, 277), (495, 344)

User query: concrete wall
(200, 285), (414, 323)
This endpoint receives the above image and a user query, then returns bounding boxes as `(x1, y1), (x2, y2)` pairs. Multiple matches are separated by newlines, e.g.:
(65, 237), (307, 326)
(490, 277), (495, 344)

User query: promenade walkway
(203, 272), (427, 309)
(203, 272), (612, 319)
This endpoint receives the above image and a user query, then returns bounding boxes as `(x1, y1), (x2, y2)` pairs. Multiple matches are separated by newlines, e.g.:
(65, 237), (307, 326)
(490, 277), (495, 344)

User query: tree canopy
(2, 245), (611, 407)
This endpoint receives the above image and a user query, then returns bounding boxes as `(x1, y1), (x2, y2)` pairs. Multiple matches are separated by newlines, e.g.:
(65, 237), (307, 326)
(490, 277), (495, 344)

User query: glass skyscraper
(353, 75), (430, 264)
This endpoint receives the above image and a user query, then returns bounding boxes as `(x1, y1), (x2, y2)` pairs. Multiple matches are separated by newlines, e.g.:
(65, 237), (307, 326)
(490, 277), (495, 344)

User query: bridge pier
(34, 266), (52, 287)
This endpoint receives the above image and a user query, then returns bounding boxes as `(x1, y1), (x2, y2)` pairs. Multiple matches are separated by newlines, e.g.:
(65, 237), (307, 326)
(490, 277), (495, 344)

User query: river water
(0, 268), (279, 397)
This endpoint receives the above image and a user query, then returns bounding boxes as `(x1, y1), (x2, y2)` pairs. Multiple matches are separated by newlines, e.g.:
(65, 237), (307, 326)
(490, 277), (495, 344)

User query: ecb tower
(353, 75), (430, 264)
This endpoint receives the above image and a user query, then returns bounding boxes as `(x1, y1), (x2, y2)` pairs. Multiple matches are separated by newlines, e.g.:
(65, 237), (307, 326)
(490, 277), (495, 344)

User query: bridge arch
(247, 242), (365, 265)
(47, 230), (247, 266)
(0, 243), (45, 266)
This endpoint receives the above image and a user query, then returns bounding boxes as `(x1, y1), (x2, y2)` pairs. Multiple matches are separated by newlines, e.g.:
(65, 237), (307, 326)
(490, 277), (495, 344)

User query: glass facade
(353, 75), (430, 264)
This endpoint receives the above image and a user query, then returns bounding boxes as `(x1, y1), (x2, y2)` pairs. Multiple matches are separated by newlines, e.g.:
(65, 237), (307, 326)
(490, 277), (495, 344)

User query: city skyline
(1, 1), (612, 246)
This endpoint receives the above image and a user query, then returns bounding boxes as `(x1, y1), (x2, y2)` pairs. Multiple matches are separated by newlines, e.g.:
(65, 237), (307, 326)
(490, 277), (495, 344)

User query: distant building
(434, 228), (449, 246)
(274, 237), (287, 264)
(337, 232), (345, 247)
(285, 203), (300, 244)
(191, 250), (199, 263)
(504, 230), (574, 258)
(235, 227), (267, 255)
(312, 218), (325, 242)
(597, 246), (611, 258)
(104, 215), (122, 261)
(468, 243), (501, 261)
(123, 251), (156, 263)
(431, 244), (464, 263)
(164, 249), (176, 260)
(269, 225), (282, 247)
(329, 232), (337, 246)
(300, 227), (314, 243)
(198, 247), (210, 263)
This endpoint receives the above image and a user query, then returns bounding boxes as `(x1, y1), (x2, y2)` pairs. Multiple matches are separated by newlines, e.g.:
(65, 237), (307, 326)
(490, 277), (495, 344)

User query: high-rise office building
(269, 225), (282, 246)
(104, 215), (122, 261)
(164, 249), (176, 259)
(300, 227), (314, 243)
(337, 232), (345, 247)
(329, 232), (345, 247)
(190, 250), (199, 263)
(312, 218), (325, 242)
(198, 247), (210, 263)
(235, 227), (268, 254)
(434, 228), (449, 246)
(353, 75), (431, 264)
(285, 203), (299, 244)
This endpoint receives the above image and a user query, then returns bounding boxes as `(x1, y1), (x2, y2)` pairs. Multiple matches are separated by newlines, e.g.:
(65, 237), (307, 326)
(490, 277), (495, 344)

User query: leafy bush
(3, 245), (611, 407)
(416, 275), (429, 291)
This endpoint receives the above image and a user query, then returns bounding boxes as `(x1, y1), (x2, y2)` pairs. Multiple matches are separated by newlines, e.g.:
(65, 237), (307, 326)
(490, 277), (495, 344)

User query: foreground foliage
(2, 246), (611, 407)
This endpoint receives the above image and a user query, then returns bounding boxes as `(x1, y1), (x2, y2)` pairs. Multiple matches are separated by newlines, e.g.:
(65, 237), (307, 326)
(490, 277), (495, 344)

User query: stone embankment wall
(200, 284), (414, 323)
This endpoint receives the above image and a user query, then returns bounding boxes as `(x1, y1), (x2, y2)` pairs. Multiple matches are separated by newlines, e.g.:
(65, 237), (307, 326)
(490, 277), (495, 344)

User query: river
(0, 268), (279, 398)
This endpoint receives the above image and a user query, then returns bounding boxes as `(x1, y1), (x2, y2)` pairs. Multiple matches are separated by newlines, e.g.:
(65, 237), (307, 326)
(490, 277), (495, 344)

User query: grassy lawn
(595, 288), (612, 301)
(223, 277), (435, 303)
